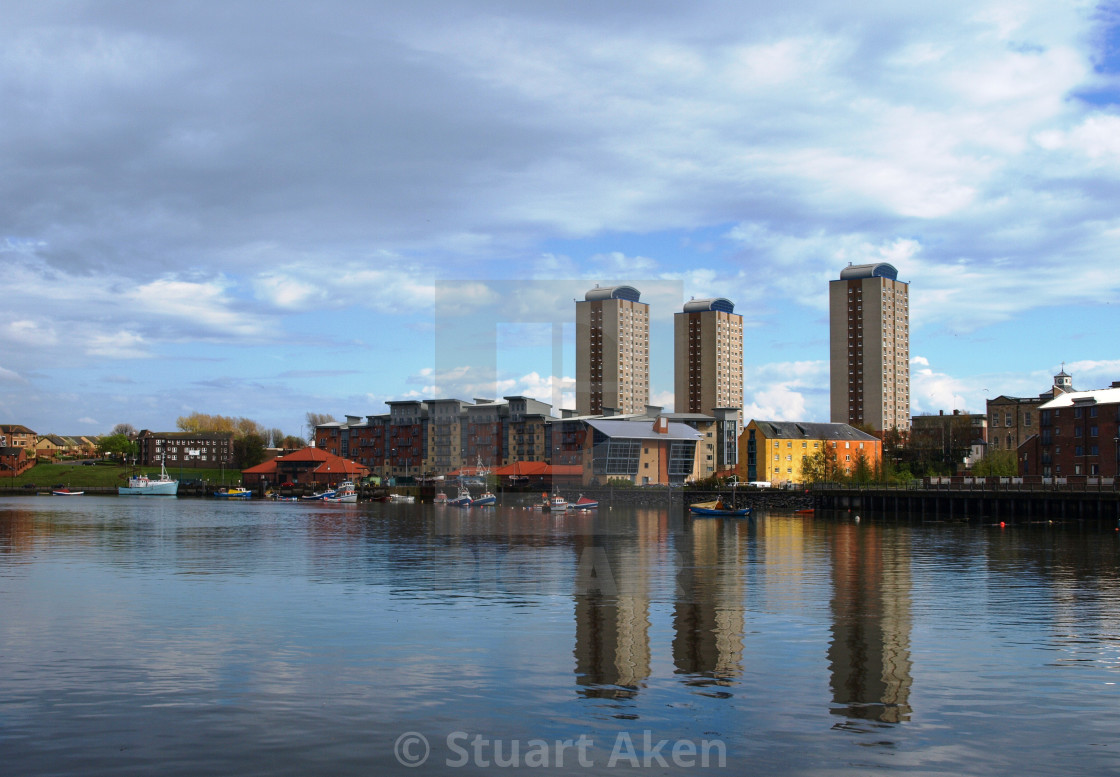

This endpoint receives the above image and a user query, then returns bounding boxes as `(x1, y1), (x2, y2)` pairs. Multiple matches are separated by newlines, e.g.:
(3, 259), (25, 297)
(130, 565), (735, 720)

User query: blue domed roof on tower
(682, 297), (735, 313)
(839, 262), (899, 281)
(585, 284), (641, 302)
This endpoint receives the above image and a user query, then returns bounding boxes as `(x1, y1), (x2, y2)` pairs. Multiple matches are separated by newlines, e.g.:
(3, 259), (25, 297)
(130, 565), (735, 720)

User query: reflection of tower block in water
(828, 525), (913, 724)
(672, 519), (745, 685)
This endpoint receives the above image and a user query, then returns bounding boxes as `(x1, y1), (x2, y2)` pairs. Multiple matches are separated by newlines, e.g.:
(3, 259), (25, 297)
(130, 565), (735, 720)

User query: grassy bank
(0, 462), (243, 489)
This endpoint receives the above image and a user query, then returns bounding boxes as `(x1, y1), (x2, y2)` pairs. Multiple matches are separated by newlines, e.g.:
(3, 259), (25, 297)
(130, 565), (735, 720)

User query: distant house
(0, 425), (38, 456)
(34, 435), (70, 460)
(0, 447), (33, 478)
(241, 447), (370, 488)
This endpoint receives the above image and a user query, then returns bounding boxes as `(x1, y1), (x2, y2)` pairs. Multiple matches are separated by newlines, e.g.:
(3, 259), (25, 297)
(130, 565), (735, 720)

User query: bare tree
(305, 412), (336, 441)
(111, 423), (137, 437)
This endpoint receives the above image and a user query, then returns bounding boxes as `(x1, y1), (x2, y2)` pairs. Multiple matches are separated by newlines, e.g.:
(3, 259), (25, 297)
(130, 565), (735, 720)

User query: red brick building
(1020, 383), (1120, 479)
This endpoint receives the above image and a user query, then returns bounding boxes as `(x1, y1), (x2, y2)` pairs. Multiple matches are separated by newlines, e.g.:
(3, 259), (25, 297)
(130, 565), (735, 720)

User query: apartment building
(674, 297), (743, 419)
(829, 263), (910, 432)
(576, 285), (650, 416)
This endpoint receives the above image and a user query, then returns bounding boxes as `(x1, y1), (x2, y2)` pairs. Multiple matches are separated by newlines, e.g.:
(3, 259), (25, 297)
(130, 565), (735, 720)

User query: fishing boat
(688, 500), (752, 517)
(214, 486), (253, 499)
(447, 481), (473, 507)
(472, 490), (496, 506)
(324, 481), (358, 503)
(51, 487), (84, 496)
(119, 460), (179, 496)
(568, 495), (598, 510)
(547, 494), (568, 512)
(433, 491), (449, 505)
(301, 487), (337, 501)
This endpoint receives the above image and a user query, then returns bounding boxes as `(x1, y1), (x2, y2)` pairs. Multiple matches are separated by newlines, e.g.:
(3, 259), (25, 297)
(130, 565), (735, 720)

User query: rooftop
(838, 262), (899, 281)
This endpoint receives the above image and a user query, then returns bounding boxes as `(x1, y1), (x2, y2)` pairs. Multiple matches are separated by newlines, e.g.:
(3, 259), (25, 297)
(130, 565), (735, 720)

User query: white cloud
(742, 360), (828, 422)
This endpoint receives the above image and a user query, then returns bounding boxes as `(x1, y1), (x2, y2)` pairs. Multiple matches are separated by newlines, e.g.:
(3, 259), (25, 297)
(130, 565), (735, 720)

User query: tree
(98, 433), (138, 463)
(851, 449), (873, 483)
(232, 433), (267, 469)
(306, 412), (336, 441)
(176, 413), (265, 439)
(111, 423), (137, 437)
(972, 449), (1018, 477)
(280, 435), (305, 450)
(802, 448), (843, 484)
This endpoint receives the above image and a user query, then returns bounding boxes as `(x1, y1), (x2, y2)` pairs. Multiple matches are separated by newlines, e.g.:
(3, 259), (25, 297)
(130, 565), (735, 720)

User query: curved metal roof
(839, 262), (899, 281)
(584, 285), (641, 302)
(682, 297), (735, 313)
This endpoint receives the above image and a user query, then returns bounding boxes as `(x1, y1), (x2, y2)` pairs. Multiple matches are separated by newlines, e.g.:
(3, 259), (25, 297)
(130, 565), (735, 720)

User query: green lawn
(0, 461), (242, 489)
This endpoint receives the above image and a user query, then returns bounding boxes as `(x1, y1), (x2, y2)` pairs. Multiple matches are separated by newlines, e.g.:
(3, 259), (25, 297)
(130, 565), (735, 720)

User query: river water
(2, 496), (1119, 776)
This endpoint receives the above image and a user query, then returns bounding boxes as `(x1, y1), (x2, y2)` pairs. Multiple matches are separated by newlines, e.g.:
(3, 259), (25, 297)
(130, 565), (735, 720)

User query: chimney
(654, 416), (669, 434)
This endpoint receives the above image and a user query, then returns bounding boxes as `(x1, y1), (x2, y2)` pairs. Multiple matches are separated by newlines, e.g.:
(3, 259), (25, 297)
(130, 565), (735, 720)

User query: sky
(2, 0), (1119, 438)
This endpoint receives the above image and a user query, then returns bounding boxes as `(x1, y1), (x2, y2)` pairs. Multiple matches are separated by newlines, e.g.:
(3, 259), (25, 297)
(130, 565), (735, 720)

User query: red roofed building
(241, 447), (369, 489)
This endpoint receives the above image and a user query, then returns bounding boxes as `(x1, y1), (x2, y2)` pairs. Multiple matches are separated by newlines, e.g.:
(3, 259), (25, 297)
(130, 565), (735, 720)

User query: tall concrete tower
(829, 263), (910, 432)
(576, 285), (649, 416)
(673, 297), (743, 417)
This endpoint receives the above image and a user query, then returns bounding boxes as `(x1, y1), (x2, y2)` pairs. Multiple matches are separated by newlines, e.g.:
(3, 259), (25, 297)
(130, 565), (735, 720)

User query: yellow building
(739, 420), (882, 486)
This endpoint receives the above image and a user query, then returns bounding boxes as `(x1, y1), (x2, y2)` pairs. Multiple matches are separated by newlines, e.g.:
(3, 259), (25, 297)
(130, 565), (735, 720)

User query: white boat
(473, 490), (496, 506)
(447, 479), (473, 507)
(325, 481), (358, 503)
(388, 493), (415, 503)
(548, 494), (568, 512)
(51, 488), (84, 496)
(119, 461), (179, 496)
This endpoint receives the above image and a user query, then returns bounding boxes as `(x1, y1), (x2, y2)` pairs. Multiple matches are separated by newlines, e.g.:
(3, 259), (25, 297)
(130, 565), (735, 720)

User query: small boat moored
(215, 486), (253, 499)
(688, 499), (752, 517)
(569, 495), (598, 510)
(51, 488), (84, 496)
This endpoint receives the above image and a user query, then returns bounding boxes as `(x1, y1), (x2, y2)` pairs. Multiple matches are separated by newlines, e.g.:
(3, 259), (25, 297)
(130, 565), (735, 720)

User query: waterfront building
(1020, 381), (1120, 479)
(135, 430), (233, 469)
(241, 447), (369, 489)
(426, 398), (471, 475)
(502, 396), (554, 465)
(829, 263), (910, 432)
(673, 297), (743, 420)
(986, 369), (1074, 455)
(317, 396), (557, 482)
(739, 420), (882, 486)
(576, 285), (650, 416)
(582, 414), (703, 486)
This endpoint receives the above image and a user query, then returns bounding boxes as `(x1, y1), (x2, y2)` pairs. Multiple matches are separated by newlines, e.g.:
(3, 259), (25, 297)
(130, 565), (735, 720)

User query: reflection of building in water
(572, 513), (657, 698)
(828, 524), (913, 723)
(672, 518), (747, 684)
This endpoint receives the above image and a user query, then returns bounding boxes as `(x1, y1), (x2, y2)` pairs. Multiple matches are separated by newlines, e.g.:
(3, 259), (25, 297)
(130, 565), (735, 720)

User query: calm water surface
(2, 496), (1120, 775)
